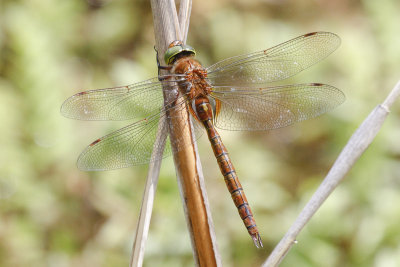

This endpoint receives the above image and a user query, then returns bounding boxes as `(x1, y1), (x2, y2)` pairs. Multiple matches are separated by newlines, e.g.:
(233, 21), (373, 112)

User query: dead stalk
(263, 80), (400, 266)
(130, 1), (220, 266)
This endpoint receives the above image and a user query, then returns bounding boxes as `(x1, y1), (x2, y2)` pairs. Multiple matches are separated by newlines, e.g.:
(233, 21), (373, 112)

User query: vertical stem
(178, 0), (192, 42)
(126, 1), (220, 266)
(130, 117), (167, 267)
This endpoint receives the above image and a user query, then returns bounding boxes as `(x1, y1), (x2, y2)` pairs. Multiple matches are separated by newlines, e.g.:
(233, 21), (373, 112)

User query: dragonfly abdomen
(209, 124), (262, 248)
(193, 96), (263, 248)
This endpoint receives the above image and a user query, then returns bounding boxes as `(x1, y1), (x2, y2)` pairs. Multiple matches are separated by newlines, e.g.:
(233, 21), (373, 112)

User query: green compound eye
(164, 43), (196, 65)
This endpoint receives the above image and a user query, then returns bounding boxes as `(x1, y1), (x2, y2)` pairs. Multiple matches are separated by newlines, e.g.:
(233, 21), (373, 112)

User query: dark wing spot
(304, 32), (318, 37)
(312, 83), (323, 86)
(90, 139), (101, 146)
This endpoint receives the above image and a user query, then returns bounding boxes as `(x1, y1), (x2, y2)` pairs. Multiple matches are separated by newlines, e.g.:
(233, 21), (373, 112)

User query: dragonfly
(61, 32), (345, 248)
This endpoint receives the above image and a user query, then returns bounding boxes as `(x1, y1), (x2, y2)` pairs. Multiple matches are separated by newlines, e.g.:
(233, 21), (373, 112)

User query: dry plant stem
(154, 1), (220, 266)
(130, 118), (167, 267)
(178, 0), (192, 41)
(263, 80), (400, 267)
(176, 2), (220, 266)
(130, 0), (220, 266)
(129, 1), (181, 266)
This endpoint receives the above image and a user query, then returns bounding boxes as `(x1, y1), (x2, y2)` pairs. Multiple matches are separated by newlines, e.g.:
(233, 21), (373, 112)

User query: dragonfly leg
(154, 45), (173, 79)
(158, 74), (176, 82)
(157, 66), (172, 81)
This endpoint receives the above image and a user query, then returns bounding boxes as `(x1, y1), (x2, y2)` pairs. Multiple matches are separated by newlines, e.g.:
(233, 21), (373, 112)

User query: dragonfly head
(164, 41), (196, 65)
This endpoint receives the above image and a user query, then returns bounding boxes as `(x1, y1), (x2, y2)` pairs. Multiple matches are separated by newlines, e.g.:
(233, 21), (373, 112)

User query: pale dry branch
(129, 1), (182, 266)
(178, 0), (192, 42)
(129, 117), (167, 267)
(263, 80), (400, 267)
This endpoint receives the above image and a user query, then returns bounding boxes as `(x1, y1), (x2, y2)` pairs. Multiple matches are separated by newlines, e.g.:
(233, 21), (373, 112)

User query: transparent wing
(61, 77), (179, 121)
(206, 32), (341, 86)
(77, 97), (204, 171)
(210, 83), (345, 131)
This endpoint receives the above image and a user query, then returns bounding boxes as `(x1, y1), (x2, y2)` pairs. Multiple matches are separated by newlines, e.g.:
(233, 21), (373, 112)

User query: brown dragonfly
(61, 32), (344, 248)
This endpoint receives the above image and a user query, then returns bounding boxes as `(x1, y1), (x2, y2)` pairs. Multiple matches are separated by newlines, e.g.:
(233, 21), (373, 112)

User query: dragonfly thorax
(172, 57), (212, 100)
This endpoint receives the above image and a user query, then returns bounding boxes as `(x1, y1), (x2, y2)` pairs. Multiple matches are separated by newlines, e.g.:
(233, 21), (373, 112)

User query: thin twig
(263, 79), (400, 267)
(129, 117), (167, 267)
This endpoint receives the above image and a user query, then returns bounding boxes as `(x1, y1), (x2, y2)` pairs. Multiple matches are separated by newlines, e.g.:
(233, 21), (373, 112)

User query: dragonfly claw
(252, 233), (263, 248)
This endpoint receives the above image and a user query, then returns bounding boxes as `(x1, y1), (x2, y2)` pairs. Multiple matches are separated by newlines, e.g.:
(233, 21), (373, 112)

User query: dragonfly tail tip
(252, 233), (263, 248)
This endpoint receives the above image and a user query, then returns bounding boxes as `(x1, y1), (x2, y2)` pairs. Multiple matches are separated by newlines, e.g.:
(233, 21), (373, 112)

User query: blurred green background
(1, 0), (400, 266)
